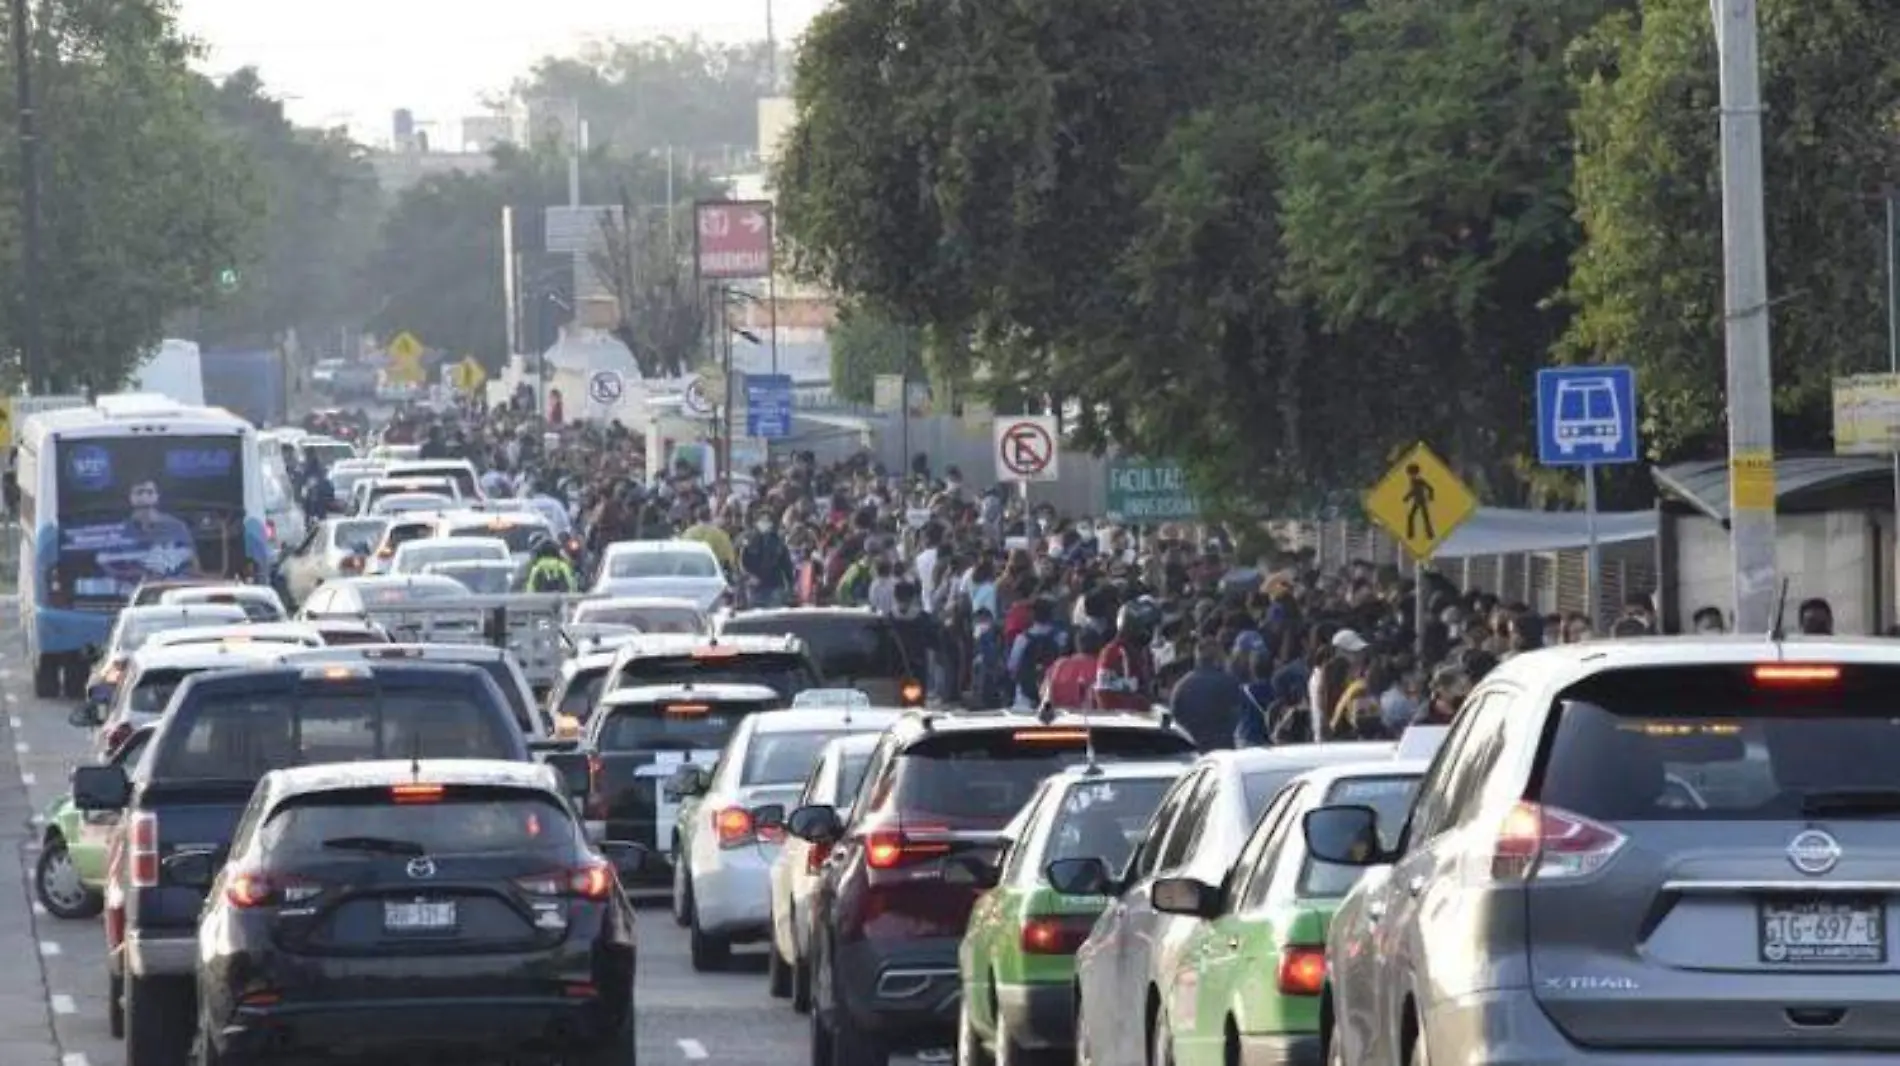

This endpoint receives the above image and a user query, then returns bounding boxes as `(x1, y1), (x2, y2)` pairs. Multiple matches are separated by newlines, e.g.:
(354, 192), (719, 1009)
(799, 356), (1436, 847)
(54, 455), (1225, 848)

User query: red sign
(695, 200), (773, 280)
(999, 421), (1054, 478)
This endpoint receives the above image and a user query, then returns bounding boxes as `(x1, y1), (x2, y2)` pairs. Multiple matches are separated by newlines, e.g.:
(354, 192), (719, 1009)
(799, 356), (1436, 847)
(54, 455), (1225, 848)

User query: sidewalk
(0, 644), (66, 1065)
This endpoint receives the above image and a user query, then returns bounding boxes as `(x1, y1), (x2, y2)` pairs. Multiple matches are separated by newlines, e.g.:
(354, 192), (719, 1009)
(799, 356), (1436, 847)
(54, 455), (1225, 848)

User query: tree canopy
(518, 37), (776, 161)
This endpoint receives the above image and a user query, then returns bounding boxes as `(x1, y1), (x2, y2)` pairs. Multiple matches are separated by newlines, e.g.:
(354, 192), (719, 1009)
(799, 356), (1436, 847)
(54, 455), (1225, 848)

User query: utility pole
(11, 0), (43, 394)
(1714, 0), (1778, 631)
(765, 0), (778, 94)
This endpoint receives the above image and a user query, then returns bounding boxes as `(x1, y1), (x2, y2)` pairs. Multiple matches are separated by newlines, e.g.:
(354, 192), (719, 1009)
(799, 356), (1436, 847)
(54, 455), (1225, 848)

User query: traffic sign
(993, 416), (1060, 483)
(745, 373), (794, 439)
(1536, 365), (1637, 466)
(1364, 442), (1477, 561)
(683, 380), (715, 417)
(386, 331), (425, 385)
(695, 200), (773, 280)
(0, 396), (14, 445)
(451, 357), (486, 393)
(588, 370), (625, 406)
(1105, 460), (1200, 523)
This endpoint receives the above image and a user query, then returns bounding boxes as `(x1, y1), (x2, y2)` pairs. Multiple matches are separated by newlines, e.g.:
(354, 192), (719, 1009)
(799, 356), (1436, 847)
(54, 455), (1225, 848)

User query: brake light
(1020, 914), (1094, 955)
(1753, 664), (1840, 685)
(1277, 945), (1327, 995)
(516, 859), (615, 901)
(1012, 729), (1090, 744)
(666, 703), (711, 716)
(691, 645), (739, 659)
(900, 679), (925, 706)
(128, 811), (159, 888)
(1488, 801), (1626, 882)
(713, 806), (755, 848)
(390, 783), (443, 804)
(862, 825), (953, 871)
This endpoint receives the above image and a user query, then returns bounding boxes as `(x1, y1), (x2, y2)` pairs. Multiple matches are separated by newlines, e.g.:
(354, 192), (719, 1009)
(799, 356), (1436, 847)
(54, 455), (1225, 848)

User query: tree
(517, 37), (776, 160)
(1562, 0), (1900, 457)
(0, 0), (258, 390)
(591, 203), (704, 378)
(828, 303), (920, 405)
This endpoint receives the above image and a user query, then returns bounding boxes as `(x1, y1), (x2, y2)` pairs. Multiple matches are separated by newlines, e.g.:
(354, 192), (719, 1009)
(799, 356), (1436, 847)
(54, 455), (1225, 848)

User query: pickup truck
(71, 660), (587, 1066)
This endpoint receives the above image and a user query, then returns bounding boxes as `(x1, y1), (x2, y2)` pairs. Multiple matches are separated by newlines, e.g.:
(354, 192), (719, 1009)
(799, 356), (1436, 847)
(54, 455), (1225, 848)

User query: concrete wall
(1670, 510), (1879, 634)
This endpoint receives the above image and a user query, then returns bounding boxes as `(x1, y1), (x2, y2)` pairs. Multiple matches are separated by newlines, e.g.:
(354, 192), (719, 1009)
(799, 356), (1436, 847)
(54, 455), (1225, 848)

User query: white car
(155, 584), (288, 622)
(91, 641), (287, 757)
(672, 705), (902, 972)
(139, 621), (327, 652)
(388, 536), (510, 576)
(592, 540), (728, 613)
(569, 596), (709, 635)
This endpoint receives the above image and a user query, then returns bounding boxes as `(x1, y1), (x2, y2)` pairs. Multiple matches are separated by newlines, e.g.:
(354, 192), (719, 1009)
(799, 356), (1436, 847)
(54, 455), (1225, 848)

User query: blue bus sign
(1536, 366), (1637, 466)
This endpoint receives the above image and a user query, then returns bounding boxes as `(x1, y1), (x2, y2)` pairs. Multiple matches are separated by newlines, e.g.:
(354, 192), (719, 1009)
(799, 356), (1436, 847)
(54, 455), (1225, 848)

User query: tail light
(1487, 801), (1626, 883)
(1277, 945), (1327, 995)
(862, 823), (953, 873)
(1020, 914), (1095, 955)
(713, 806), (755, 848)
(390, 783), (443, 804)
(900, 679), (925, 706)
(225, 868), (322, 908)
(103, 722), (132, 754)
(516, 859), (615, 901)
(128, 812), (159, 888)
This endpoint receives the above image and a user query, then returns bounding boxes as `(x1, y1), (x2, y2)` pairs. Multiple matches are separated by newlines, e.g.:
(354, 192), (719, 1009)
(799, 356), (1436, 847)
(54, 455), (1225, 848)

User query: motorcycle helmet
(1116, 596), (1162, 644)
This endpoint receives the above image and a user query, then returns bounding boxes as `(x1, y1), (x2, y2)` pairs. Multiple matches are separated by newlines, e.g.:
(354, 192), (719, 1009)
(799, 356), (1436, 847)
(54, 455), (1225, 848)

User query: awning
(1433, 507), (1655, 559)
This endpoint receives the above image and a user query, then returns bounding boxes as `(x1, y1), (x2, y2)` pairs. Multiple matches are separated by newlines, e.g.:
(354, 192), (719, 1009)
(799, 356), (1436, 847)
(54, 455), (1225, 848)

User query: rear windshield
(615, 653), (818, 701)
(397, 466), (478, 499)
(333, 520), (385, 554)
(445, 523), (546, 553)
(129, 668), (195, 715)
(1243, 769), (1306, 821)
(743, 729), (849, 786)
(370, 482), (452, 504)
(596, 700), (778, 752)
(557, 667), (609, 723)
(1044, 777), (1174, 874)
(1537, 665), (1900, 822)
(469, 660), (533, 733)
(721, 616), (908, 681)
(169, 594), (281, 622)
(122, 612), (245, 651)
(383, 524), (434, 551)
(577, 604), (705, 634)
(608, 551), (718, 579)
(433, 566), (514, 595)
(872, 728), (1196, 828)
(1299, 775), (1420, 897)
(320, 628), (388, 646)
(359, 582), (463, 605)
(264, 793), (571, 858)
(158, 689), (516, 780)
(397, 543), (504, 570)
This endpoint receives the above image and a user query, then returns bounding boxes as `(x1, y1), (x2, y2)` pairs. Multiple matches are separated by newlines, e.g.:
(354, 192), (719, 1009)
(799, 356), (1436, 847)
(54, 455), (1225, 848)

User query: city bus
(16, 395), (269, 698)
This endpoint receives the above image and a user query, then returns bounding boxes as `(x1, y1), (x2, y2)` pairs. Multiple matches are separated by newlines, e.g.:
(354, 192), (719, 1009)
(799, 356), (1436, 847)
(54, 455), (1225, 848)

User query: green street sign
(1105, 459), (1201, 523)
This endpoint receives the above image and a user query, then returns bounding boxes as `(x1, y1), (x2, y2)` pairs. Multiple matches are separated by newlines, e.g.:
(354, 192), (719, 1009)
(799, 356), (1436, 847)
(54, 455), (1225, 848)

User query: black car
(789, 708), (1198, 1066)
(183, 758), (642, 1065)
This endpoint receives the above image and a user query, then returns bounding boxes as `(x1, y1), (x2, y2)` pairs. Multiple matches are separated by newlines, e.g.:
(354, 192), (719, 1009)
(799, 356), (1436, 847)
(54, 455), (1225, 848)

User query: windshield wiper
(1800, 789), (1900, 817)
(321, 835), (426, 856)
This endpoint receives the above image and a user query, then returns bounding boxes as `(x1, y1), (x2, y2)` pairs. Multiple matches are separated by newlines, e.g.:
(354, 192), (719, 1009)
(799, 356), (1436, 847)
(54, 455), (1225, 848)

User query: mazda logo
(405, 857), (437, 880)
(1787, 829), (1842, 876)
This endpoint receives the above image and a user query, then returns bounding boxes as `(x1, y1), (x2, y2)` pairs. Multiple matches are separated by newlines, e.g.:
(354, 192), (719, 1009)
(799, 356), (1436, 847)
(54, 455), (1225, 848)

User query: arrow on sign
(741, 211), (767, 235)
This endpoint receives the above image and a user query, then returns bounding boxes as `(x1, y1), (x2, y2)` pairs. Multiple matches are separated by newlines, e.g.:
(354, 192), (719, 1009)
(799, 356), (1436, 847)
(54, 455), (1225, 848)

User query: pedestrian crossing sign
(1364, 442), (1478, 561)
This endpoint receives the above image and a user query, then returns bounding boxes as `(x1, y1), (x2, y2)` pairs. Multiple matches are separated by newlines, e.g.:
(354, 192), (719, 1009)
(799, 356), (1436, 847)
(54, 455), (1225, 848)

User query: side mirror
(942, 853), (1001, 890)
(1045, 857), (1112, 897)
(163, 849), (219, 890)
(598, 840), (652, 882)
(1303, 805), (1388, 867)
(68, 704), (103, 728)
(750, 803), (787, 832)
(539, 751), (590, 802)
(72, 765), (131, 812)
(786, 804), (844, 845)
(664, 764), (708, 801)
(1152, 876), (1223, 919)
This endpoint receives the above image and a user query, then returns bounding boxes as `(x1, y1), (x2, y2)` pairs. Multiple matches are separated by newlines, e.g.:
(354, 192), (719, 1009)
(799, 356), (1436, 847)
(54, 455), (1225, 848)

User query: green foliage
(518, 37), (776, 158)
(1563, 0), (1900, 457)
(828, 304), (920, 405)
(592, 205), (705, 378)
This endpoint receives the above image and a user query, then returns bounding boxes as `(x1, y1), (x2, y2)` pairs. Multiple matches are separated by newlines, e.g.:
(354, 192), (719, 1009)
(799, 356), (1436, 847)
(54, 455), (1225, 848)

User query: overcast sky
(176, 0), (825, 143)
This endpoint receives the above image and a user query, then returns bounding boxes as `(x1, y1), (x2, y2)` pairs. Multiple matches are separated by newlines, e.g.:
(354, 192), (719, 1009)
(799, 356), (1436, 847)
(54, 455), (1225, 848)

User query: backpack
(1014, 629), (1062, 705)
(837, 560), (872, 605)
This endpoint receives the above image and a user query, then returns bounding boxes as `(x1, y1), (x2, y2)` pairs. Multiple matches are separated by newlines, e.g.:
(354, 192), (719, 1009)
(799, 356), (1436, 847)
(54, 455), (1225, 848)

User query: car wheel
(956, 996), (995, 1066)
(33, 656), (59, 700)
(1150, 1010), (1177, 1066)
(35, 835), (102, 919)
(829, 999), (890, 1066)
(108, 970), (124, 1040)
(60, 659), (85, 701)
(567, 997), (636, 1066)
(768, 941), (793, 998)
(1409, 1022), (1429, 1066)
(688, 899), (731, 973)
(1073, 987), (1093, 1066)
(1326, 1011), (1346, 1066)
(790, 948), (813, 1014)
(670, 850), (691, 928)
(124, 974), (194, 1066)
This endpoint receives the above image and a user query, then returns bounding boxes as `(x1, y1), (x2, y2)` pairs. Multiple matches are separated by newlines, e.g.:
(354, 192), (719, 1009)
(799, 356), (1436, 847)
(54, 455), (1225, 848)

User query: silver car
(1311, 638), (1900, 1066)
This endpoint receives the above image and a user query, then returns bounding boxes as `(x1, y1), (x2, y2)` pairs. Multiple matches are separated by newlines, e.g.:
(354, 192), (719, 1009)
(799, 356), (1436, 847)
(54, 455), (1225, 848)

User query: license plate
(383, 899), (456, 932)
(1758, 897), (1885, 964)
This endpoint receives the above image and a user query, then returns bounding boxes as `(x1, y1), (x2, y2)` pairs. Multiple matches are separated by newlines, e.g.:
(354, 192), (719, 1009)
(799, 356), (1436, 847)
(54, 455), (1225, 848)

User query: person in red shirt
(1095, 597), (1160, 713)
(1043, 626), (1104, 710)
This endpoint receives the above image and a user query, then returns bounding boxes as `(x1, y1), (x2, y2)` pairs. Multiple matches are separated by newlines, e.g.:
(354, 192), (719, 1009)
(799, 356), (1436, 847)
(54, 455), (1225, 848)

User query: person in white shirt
(913, 525), (943, 613)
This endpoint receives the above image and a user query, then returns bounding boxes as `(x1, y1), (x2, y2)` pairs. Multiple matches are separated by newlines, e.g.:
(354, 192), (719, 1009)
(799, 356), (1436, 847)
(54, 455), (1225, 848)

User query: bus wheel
(59, 657), (85, 701)
(33, 657), (59, 700)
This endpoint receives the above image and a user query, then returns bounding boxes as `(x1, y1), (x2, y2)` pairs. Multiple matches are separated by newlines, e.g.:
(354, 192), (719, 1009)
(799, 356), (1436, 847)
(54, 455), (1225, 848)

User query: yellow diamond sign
(1364, 442), (1478, 561)
(386, 331), (425, 385)
(451, 356), (487, 393)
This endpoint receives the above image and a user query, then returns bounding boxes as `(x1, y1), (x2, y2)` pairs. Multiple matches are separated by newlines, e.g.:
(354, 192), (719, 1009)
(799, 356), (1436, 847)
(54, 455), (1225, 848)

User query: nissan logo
(1787, 829), (1842, 876)
(405, 857), (438, 880)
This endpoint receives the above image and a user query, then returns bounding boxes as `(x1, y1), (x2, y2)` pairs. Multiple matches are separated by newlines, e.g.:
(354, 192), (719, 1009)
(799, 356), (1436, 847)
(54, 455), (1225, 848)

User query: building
(368, 107), (496, 196)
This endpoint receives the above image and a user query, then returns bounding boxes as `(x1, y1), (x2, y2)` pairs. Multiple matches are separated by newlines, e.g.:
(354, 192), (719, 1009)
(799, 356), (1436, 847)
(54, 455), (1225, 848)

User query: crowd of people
(298, 393), (1845, 753)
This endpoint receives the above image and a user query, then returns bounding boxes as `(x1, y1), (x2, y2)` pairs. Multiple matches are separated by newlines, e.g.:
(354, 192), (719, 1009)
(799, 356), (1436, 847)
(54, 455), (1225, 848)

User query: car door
(780, 750), (834, 960)
(963, 785), (1050, 1038)
(1119, 767), (1218, 1066)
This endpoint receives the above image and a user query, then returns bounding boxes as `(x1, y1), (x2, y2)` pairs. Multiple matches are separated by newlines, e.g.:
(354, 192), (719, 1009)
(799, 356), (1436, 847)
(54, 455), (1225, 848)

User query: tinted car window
(1045, 777), (1174, 872)
(264, 793), (572, 857)
(1298, 775), (1421, 897)
(161, 690), (516, 779)
(615, 653), (818, 701)
(129, 668), (194, 714)
(609, 551), (718, 579)
(558, 669), (609, 723)
(578, 605), (705, 634)
(466, 660), (532, 733)
(333, 520), (386, 554)
(1243, 768), (1309, 822)
(597, 700), (777, 752)
(838, 752), (874, 804)
(122, 611), (246, 650)
(722, 616), (908, 680)
(445, 523), (548, 553)
(743, 729), (849, 786)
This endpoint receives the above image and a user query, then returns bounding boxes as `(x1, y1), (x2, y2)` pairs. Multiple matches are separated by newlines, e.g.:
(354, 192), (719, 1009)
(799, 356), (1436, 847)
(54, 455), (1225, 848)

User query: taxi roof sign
(1363, 442), (1478, 561)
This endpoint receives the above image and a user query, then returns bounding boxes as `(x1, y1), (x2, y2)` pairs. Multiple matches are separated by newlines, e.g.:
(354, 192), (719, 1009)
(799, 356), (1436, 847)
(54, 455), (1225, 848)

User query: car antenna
(1769, 576), (1792, 642)
(1078, 704), (1103, 778)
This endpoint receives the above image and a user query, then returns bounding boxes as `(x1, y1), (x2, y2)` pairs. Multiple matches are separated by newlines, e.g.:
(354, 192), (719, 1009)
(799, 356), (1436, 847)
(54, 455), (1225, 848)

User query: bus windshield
(55, 435), (249, 602)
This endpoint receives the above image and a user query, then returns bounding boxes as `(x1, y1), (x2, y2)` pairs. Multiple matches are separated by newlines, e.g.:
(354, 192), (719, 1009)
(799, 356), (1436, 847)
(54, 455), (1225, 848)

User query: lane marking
(14, 741), (27, 753)
(21, 771), (34, 786)
(8, 715), (20, 728)
(678, 1039), (708, 1060)
(31, 902), (45, 916)
(38, 940), (60, 956)
(63, 1055), (89, 1066)
(50, 993), (74, 1014)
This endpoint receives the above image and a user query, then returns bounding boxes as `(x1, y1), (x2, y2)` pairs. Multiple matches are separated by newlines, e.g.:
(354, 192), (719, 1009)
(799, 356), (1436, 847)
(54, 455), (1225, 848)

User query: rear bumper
(1238, 1033), (1322, 1066)
(996, 981), (1074, 1050)
(835, 936), (962, 1043)
(125, 931), (197, 977)
(692, 850), (775, 938)
(214, 996), (628, 1061)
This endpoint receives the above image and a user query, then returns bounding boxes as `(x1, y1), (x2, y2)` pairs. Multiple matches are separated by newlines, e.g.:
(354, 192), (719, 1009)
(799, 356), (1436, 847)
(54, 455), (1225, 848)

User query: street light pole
(11, 0), (44, 394)
(1713, 0), (1778, 631)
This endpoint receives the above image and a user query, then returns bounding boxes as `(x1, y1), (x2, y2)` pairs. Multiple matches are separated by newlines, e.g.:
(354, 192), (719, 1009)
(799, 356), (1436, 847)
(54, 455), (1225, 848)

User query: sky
(175, 0), (827, 145)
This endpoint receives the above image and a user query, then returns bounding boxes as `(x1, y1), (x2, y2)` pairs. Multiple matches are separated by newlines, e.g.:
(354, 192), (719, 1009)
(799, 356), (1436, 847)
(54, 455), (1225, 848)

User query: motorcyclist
(524, 534), (578, 593)
(1094, 596), (1160, 713)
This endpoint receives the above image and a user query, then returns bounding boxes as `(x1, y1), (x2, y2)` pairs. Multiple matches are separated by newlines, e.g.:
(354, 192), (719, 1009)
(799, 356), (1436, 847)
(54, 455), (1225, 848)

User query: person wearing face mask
(1691, 606), (1725, 635)
(740, 511), (795, 609)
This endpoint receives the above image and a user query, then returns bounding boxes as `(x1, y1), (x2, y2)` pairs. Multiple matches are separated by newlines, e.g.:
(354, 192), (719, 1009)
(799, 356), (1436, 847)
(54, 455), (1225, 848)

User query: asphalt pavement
(0, 614), (947, 1066)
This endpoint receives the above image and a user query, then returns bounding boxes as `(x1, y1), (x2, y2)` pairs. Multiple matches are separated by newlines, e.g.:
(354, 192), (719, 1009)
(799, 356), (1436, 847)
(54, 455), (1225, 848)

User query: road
(0, 621), (949, 1066)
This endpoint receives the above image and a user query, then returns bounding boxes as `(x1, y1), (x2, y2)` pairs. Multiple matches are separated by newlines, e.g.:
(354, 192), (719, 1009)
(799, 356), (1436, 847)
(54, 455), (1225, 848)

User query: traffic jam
(17, 397), (1895, 1066)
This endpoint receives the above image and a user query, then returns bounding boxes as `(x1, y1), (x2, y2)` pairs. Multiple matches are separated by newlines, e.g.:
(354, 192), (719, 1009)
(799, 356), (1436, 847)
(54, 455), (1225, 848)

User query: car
(570, 595), (709, 635)
(669, 705), (903, 972)
(368, 490), (458, 517)
(1066, 743), (1397, 1066)
(276, 643), (557, 741)
(296, 574), (473, 628)
(388, 535), (510, 577)
(719, 607), (923, 707)
(277, 517), (390, 604)
(139, 621), (326, 652)
(81, 603), (249, 708)
(425, 558), (519, 594)
(544, 634), (644, 730)
(186, 759), (639, 1065)
(362, 516), (441, 574)
(354, 476), (459, 516)
(302, 618), (394, 647)
(382, 457), (483, 500)
(955, 761), (1189, 1063)
(154, 583), (288, 622)
(602, 633), (822, 704)
(34, 725), (155, 920)
(1310, 640), (1900, 1066)
(82, 641), (290, 759)
(791, 708), (1200, 1065)
(1140, 760), (1428, 1066)
(432, 509), (555, 561)
(766, 732), (883, 1013)
(592, 540), (729, 612)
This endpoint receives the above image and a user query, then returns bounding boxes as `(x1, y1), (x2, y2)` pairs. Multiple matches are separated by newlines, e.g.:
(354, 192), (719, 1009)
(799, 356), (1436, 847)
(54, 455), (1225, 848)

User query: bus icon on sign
(1552, 377), (1621, 456)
